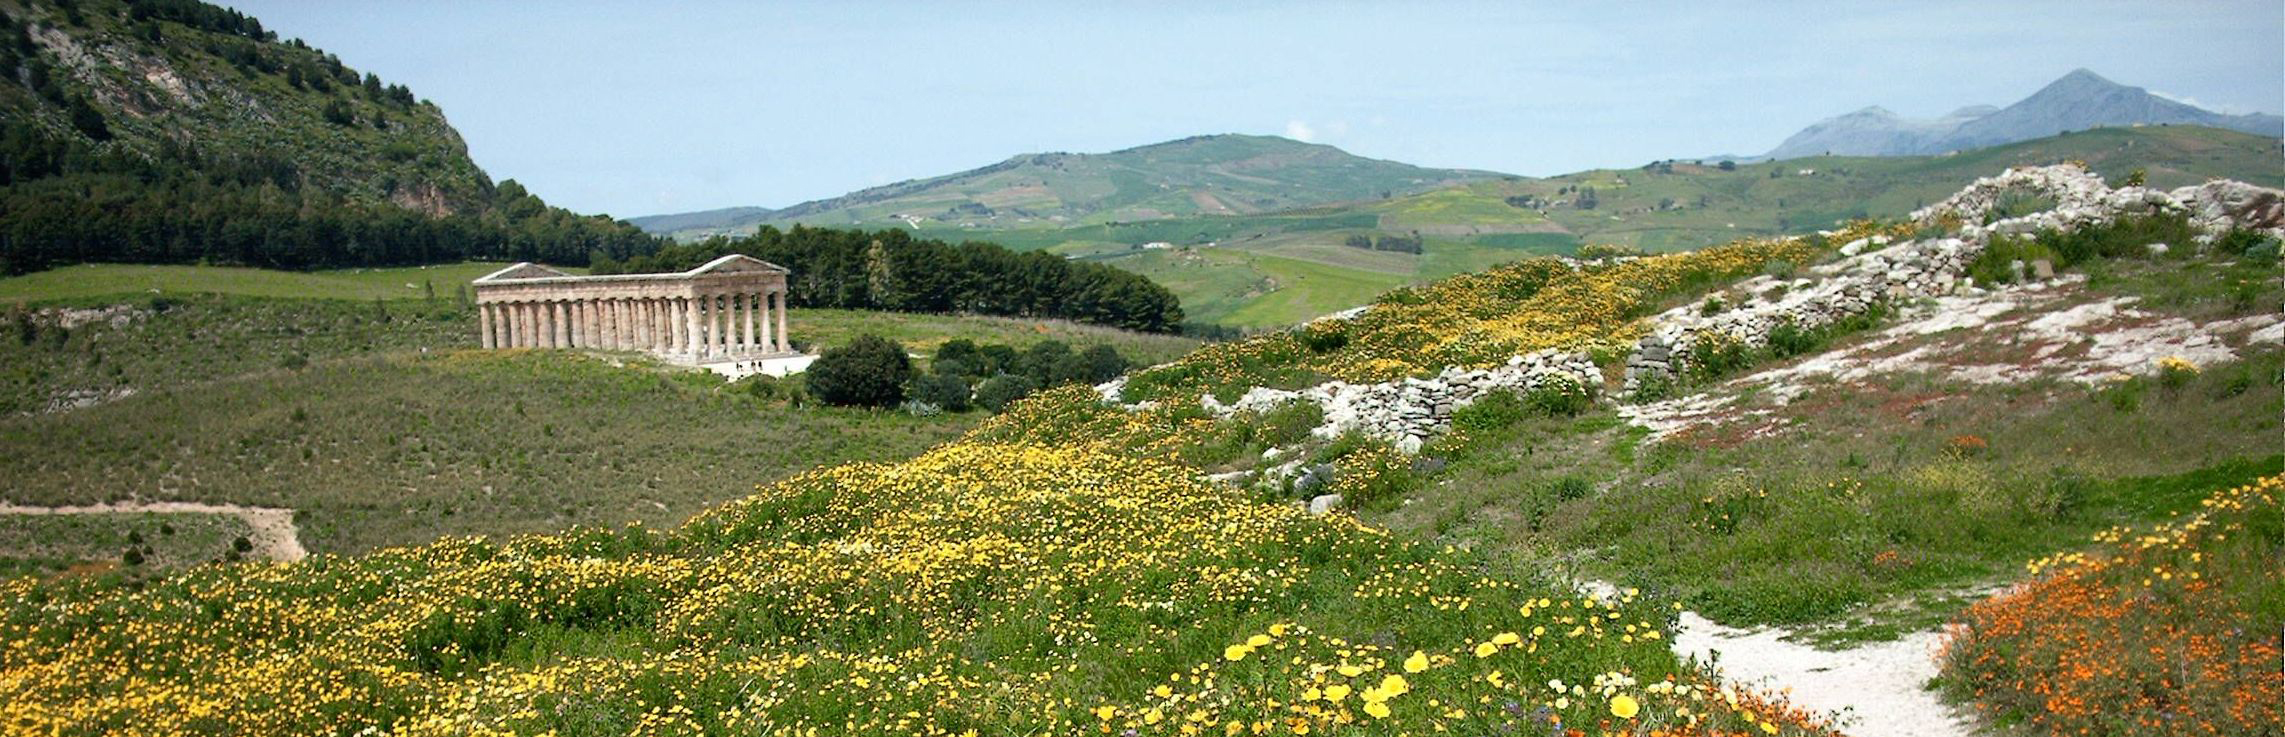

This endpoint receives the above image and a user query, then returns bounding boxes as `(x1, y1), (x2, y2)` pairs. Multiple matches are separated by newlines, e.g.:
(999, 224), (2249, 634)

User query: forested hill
(0, 0), (660, 275)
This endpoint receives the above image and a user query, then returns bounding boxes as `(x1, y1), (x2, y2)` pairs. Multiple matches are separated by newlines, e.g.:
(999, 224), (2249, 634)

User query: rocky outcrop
(1624, 165), (2285, 393)
(1196, 348), (1600, 454)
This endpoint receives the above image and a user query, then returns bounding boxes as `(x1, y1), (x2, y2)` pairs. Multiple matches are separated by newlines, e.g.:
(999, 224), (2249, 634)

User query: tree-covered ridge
(599, 225), (1187, 334)
(0, 0), (665, 274)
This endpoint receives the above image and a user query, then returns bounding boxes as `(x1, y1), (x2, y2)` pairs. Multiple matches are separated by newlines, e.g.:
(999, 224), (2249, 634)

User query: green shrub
(1257, 401), (1325, 447)
(2212, 229), (2275, 257)
(1685, 332), (1753, 382)
(2040, 213), (2198, 265)
(1521, 375), (1593, 416)
(974, 374), (1038, 413)
(2242, 239), (2280, 267)
(933, 339), (981, 369)
(1765, 317), (1819, 358)
(909, 373), (972, 412)
(1966, 236), (2060, 285)
(1450, 389), (1528, 436)
(806, 335), (913, 408)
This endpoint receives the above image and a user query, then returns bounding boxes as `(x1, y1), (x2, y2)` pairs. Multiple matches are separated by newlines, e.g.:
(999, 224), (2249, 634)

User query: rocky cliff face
(2, 0), (492, 214)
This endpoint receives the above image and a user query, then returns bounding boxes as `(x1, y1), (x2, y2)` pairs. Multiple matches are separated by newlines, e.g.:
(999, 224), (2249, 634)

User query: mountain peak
(2033, 68), (2132, 98)
(1764, 69), (2282, 160)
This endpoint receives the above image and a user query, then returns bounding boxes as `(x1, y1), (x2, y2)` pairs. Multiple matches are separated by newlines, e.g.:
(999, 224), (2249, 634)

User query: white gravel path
(1672, 612), (1973, 737)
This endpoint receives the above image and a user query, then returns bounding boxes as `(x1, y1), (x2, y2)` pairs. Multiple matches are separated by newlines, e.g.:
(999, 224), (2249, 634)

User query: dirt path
(1671, 612), (1972, 737)
(0, 501), (307, 562)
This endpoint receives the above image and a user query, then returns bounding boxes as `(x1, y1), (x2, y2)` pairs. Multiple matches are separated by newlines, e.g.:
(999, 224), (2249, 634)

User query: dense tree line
(0, 119), (660, 274)
(802, 335), (1132, 411)
(596, 226), (1185, 334)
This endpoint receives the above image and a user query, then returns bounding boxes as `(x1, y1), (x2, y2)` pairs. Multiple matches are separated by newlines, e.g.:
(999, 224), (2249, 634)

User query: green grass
(1093, 246), (1414, 328)
(0, 349), (977, 556)
(1358, 246), (2285, 641)
(0, 512), (256, 577)
(0, 261), (557, 303)
(0, 286), (1196, 557)
(1, 294), (472, 415)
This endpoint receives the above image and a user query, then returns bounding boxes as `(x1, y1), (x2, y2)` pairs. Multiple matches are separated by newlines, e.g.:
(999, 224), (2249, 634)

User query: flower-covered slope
(0, 443), (1836, 736)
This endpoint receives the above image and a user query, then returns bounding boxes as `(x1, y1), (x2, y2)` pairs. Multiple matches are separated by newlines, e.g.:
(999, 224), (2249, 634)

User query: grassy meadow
(0, 261), (548, 303)
(0, 512), (257, 577)
(0, 348), (979, 555)
(0, 263), (1198, 561)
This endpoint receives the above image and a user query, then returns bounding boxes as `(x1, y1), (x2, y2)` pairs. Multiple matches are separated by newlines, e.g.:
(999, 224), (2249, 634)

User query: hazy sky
(226, 1), (2283, 219)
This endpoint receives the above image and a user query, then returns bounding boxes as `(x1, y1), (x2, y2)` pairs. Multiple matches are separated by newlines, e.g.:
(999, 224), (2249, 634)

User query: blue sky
(227, 1), (2283, 219)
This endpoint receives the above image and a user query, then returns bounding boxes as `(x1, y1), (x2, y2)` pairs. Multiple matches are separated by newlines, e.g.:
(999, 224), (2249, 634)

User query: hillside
(0, 0), (662, 274)
(5, 162), (2274, 736)
(1056, 125), (2279, 327)
(1, 0), (484, 211)
(624, 205), (774, 234)
(1764, 68), (2283, 159)
(0, 266), (1197, 560)
(637, 134), (1501, 240)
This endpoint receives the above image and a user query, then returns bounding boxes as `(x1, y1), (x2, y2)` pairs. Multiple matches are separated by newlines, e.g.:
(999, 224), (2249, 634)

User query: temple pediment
(687, 254), (791, 276)
(473, 262), (575, 282)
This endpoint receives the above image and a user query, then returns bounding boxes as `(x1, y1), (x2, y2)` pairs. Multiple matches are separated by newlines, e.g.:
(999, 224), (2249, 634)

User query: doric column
(526, 302), (543, 348)
(499, 304), (514, 347)
(594, 301), (612, 349)
(611, 299), (628, 350)
(694, 294), (710, 358)
(763, 294), (781, 355)
(562, 298), (580, 349)
(671, 298), (688, 354)
(631, 299), (646, 350)
(597, 299), (612, 350)
(681, 297), (698, 356)
(712, 294), (727, 357)
(512, 302), (529, 347)
(653, 298), (670, 351)
(744, 292), (763, 353)
(549, 301), (565, 348)
(775, 289), (789, 353)
(477, 303), (494, 349)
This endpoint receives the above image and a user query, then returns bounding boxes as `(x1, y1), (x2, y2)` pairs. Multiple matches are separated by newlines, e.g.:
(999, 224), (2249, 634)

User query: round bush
(910, 373), (973, 412)
(805, 335), (914, 408)
(974, 374), (1039, 413)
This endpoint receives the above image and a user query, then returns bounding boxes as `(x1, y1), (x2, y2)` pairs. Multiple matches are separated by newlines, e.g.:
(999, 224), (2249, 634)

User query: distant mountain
(626, 206), (774, 235)
(634, 134), (1502, 239)
(1765, 69), (2283, 160)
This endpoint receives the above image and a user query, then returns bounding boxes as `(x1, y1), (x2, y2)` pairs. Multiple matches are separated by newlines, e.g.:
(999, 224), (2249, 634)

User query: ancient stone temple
(471, 254), (793, 362)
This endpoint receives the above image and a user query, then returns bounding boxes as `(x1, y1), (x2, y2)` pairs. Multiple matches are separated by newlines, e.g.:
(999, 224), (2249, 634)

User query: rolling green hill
(941, 126), (2281, 327)
(642, 134), (1501, 240)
